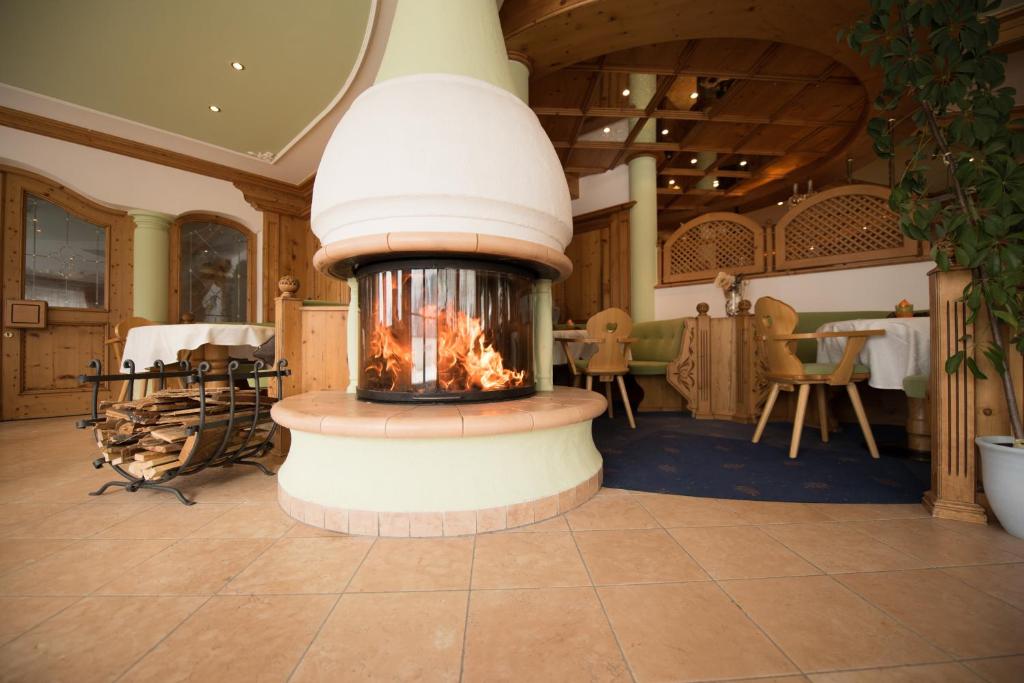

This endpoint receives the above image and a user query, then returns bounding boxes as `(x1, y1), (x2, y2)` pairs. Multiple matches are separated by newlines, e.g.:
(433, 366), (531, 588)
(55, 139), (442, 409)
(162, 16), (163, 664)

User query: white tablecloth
(816, 317), (930, 390)
(121, 323), (275, 370)
(553, 329), (597, 366)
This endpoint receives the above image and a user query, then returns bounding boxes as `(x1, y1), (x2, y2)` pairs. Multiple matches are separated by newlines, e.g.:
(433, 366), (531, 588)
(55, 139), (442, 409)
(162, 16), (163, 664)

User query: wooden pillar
(924, 267), (987, 523)
(272, 277), (303, 400)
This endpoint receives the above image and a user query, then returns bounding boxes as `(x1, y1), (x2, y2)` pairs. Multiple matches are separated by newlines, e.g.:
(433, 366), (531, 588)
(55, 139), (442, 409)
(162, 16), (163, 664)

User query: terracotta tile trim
(271, 387), (607, 439)
(313, 231), (574, 282)
(278, 467), (602, 537)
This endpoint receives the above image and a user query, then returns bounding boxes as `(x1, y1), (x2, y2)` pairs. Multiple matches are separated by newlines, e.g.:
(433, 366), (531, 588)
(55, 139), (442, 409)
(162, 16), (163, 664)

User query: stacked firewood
(91, 387), (274, 480)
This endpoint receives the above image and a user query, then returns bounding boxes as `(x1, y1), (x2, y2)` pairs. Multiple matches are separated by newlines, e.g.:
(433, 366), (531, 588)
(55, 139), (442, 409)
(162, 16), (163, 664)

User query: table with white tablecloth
(815, 317), (930, 390)
(553, 329), (597, 366)
(121, 323), (275, 387)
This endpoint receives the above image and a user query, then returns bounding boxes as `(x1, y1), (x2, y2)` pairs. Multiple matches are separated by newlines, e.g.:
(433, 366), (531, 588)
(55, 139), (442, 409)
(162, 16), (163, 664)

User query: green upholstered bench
(629, 318), (687, 412)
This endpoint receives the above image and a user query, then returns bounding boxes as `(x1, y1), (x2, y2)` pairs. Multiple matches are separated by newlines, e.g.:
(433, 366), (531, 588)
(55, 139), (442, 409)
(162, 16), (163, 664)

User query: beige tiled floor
(1, 417), (1023, 682)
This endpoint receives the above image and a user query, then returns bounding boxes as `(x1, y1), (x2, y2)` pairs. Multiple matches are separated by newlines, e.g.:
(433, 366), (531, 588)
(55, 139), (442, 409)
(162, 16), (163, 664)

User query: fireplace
(357, 258), (534, 403)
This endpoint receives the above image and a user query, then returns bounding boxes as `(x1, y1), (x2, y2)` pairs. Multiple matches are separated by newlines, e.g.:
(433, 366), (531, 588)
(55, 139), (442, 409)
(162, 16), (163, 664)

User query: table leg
(198, 343), (230, 388)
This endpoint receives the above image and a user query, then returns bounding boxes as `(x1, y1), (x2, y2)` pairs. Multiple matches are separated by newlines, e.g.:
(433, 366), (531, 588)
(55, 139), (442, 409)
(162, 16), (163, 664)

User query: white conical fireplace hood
(310, 0), (572, 280)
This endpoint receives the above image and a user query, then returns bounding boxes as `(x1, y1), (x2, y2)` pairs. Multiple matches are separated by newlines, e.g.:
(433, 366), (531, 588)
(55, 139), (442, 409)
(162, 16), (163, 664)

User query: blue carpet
(594, 413), (930, 503)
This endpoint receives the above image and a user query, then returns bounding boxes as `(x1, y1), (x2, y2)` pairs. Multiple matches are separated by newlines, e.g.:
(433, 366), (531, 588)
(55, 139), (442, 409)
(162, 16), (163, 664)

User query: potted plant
(844, 0), (1024, 535)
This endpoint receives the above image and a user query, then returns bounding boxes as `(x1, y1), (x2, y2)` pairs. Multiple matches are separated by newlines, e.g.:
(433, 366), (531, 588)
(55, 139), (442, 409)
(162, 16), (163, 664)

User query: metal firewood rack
(76, 358), (290, 505)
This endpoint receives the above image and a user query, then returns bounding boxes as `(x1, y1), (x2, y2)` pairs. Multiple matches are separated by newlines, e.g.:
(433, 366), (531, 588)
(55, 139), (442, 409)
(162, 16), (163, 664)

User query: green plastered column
(695, 151), (718, 190)
(533, 279), (554, 391)
(128, 210), (173, 323)
(628, 74), (658, 322)
(508, 54), (531, 104)
(375, 0), (515, 91)
(346, 276), (360, 394)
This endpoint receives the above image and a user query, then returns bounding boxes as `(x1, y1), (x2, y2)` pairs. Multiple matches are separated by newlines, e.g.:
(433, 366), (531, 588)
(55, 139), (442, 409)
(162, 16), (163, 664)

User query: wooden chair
(751, 297), (884, 459)
(581, 307), (637, 429)
(105, 316), (155, 400)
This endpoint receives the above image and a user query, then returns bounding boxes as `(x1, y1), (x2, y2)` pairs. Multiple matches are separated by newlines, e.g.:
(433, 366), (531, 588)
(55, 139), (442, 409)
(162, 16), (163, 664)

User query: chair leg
(572, 374), (581, 388)
(616, 375), (636, 429)
(117, 379), (129, 402)
(605, 380), (614, 418)
(752, 383), (781, 443)
(846, 383), (880, 459)
(789, 384), (811, 459)
(815, 384), (829, 443)
(585, 374), (593, 392)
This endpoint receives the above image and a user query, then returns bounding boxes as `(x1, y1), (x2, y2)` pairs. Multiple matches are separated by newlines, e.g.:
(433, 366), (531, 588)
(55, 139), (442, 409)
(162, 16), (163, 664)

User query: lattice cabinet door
(661, 212), (766, 284)
(774, 184), (920, 270)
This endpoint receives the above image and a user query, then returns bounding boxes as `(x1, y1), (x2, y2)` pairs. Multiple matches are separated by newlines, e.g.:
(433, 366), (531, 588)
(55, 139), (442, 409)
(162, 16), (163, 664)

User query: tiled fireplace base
(271, 387), (607, 537)
(278, 468), (603, 537)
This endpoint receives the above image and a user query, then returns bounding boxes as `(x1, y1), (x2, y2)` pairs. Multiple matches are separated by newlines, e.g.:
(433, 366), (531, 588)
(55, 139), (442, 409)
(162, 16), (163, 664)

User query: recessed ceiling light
(690, 157), (698, 164)
(777, 201), (784, 206)
(969, 157), (975, 162)
(661, 128), (669, 135)
(668, 179), (676, 185)
(622, 88), (630, 96)
(739, 160), (748, 167)
(712, 179), (720, 188)
(231, 61), (245, 71)
(603, 126), (611, 133)
(209, 105), (221, 113)
(689, 91), (699, 99)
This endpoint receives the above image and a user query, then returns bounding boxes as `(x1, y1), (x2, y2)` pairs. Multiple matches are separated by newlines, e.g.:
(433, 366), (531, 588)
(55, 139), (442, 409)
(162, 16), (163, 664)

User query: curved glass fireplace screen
(357, 259), (534, 402)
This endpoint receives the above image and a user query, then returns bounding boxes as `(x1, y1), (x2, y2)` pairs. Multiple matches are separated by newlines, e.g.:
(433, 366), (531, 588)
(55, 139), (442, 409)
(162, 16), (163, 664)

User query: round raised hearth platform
(271, 387), (606, 536)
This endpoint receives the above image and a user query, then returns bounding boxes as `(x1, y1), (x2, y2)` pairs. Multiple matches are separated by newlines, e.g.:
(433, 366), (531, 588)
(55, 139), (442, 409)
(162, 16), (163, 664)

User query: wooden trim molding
(0, 106), (311, 215)
(169, 212), (257, 324)
(572, 201), (636, 233)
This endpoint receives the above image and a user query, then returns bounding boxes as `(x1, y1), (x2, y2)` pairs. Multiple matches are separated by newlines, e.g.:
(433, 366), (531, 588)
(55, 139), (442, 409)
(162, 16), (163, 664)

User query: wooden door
(1, 171), (133, 420)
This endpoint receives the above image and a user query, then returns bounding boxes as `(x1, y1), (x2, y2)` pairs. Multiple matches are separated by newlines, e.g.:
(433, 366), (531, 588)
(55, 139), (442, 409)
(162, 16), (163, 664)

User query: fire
(436, 311), (527, 391)
(364, 309), (526, 393)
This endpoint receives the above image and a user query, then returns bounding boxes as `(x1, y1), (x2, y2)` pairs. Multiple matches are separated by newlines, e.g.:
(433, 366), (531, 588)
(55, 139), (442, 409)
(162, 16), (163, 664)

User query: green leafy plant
(843, 0), (1024, 442)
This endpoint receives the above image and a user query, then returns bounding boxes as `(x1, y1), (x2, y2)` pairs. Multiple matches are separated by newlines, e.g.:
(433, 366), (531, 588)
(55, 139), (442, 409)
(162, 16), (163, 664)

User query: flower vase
(725, 287), (743, 317)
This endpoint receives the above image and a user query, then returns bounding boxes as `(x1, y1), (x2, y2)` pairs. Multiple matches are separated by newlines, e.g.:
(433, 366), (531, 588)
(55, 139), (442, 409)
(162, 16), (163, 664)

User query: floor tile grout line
(568, 528), (638, 683)
(457, 533), (477, 683)
(816, 573), (962, 663)
(112, 593), (216, 682)
(0, 593), (91, 651)
(935, 564), (1024, 615)
(659, 517), (806, 677)
(212, 522), (301, 595)
(285, 535), (378, 683)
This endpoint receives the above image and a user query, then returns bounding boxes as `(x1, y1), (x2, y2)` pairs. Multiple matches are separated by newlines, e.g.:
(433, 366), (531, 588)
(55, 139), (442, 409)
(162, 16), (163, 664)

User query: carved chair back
(753, 297), (805, 378)
(585, 307), (633, 374)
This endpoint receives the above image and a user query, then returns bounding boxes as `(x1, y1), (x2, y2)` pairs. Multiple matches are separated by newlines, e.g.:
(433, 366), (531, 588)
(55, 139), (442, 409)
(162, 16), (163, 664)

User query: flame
(364, 308), (526, 393)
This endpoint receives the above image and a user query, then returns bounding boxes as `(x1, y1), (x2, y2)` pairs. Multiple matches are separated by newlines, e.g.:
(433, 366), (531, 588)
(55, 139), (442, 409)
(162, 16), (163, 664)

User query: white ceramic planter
(977, 436), (1024, 539)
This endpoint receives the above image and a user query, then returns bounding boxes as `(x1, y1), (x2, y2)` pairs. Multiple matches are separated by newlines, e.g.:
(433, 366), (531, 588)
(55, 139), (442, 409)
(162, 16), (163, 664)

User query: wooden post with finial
(272, 276), (302, 400)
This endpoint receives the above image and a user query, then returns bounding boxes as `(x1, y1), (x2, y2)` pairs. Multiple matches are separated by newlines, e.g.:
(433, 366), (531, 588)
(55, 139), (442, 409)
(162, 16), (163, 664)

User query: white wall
(655, 261), (933, 319)
(571, 164), (629, 216)
(0, 126), (266, 316)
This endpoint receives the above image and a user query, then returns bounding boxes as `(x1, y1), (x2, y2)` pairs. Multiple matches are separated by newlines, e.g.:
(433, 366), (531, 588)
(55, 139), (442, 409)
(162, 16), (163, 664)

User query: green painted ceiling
(0, 0), (373, 157)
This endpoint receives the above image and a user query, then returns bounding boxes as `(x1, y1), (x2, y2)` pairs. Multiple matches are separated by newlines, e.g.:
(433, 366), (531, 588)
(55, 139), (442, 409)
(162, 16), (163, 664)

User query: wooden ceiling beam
(534, 106), (852, 129)
(563, 63), (860, 86)
(561, 55), (606, 163)
(552, 139), (795, 157)
(659, 167), (752, 179)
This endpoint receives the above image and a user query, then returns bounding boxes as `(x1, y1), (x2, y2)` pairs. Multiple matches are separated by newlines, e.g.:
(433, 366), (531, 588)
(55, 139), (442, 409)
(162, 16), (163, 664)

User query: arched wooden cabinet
(168, 212), (256, 323)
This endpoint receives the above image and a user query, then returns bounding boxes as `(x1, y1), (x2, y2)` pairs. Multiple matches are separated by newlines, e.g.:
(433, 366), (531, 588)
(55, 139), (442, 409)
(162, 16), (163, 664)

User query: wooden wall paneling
(300, 306), (349, 392)
(555, 203), (632, 322)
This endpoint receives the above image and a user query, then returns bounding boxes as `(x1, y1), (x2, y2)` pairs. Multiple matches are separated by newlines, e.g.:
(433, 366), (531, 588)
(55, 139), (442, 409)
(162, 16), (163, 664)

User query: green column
(128, 210), (173, 323)
(628, 74), (658, 322)
(375, 0), (515, 92)
(694, 151), (718, 190)
(533, 279), (554, 392)
(508, 56), (530, 104)
(346, 277), (360, 394)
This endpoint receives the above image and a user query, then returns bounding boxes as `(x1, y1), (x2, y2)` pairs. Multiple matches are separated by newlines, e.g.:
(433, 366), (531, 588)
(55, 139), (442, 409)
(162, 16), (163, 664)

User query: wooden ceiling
(529, 38), (868, 225)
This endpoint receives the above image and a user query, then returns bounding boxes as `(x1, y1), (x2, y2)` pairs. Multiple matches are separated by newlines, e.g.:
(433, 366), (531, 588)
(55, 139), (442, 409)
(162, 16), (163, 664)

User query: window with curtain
(178, 220), (249, 322)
